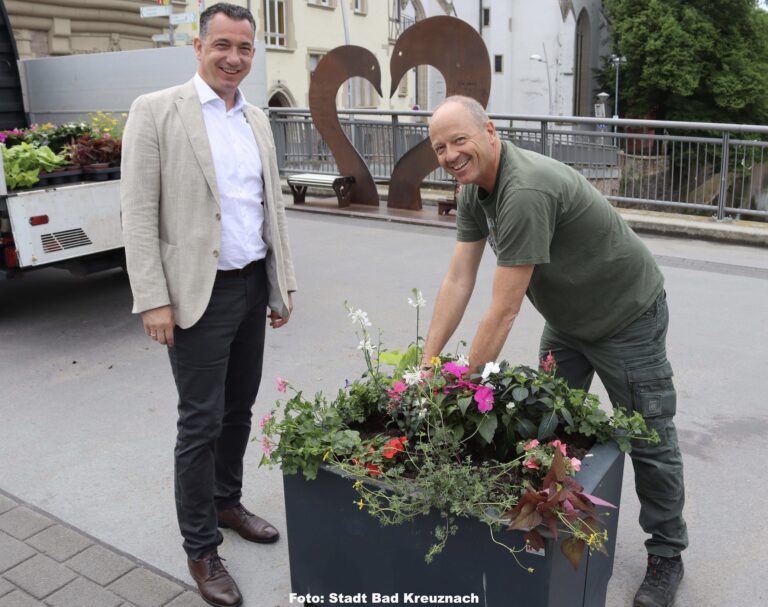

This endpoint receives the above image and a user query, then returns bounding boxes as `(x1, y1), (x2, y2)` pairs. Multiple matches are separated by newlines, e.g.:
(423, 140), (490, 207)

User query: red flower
(365, 462), (381, 477)
(382, 436), (407, 459)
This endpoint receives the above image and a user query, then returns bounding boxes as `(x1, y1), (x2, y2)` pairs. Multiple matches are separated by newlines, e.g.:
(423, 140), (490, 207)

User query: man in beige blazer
(121, 4), (295, 606)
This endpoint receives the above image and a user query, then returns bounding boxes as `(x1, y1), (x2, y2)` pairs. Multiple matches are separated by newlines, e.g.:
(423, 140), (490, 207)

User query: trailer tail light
(3, 245), (18, 268)
(29, 215), (49, 226)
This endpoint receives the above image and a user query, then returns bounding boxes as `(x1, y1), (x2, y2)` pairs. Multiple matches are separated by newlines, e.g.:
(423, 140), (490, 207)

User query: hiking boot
(633, 555), (684, 607)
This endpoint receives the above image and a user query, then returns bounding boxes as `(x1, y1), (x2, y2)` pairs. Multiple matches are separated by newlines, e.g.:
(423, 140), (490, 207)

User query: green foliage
(602, 0), (768, 123)
(259, 390), (362, 480)
(1, 143), (68, 190)
(47, 122), (93, 154)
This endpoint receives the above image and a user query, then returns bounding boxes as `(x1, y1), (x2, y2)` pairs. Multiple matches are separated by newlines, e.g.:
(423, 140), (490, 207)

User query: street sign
(151, 33), (190, 43)
(140, 5), (172, 18)
(170, 12), (197, 25)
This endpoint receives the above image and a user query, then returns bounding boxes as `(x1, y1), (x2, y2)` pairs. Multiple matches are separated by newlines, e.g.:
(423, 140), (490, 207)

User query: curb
(281, 183), (768, 248)
(616, 210), (768, 247)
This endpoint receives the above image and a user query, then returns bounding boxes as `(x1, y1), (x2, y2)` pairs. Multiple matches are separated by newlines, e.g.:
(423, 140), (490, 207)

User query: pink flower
(454, 379), (479, 392)
(259, 412), (272, 430)
(386, 381), (408, 401)
(442, 362), (469, 378)
(523, 439), (540, 451)
(261, 436), (273, 457)
(474, 386), (494, 413)
(276, 377), (288, 393)
(548, 440), (567, 456)
(570, 457), (582, 472)
(541, 351), (556, 373)
(524, 458), (541, 470)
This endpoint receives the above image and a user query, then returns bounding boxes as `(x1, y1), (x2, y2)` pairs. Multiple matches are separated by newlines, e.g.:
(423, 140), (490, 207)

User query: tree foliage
(602, 0), (768, 124)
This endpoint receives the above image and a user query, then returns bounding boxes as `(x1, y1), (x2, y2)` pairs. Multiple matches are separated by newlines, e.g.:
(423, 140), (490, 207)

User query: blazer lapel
(245, 106), (270, 194)
(245, 106), (274, 234)
(174, 80), (220, 206)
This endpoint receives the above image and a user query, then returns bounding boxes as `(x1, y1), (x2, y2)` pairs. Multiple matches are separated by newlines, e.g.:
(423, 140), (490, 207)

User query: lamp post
(529, 44), (554, 117)
(610, 54), (627, 119)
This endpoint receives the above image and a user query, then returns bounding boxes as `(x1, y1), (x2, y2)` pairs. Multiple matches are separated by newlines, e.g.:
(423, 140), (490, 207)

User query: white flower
(506, 403), (515, 411)
(348, 308), (371, 327)
(481, 361), (501, 380)
(357, 338), (374, 354)
(456, 354), (469, 367)
(408, 290), (426, 308)
(403, 367), (423, 386)
(418, 406), (428, 419)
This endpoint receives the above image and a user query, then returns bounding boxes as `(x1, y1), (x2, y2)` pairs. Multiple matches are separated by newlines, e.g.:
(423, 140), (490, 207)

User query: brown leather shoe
(187, 551), (242, 607)
(217, 504), (279, 543)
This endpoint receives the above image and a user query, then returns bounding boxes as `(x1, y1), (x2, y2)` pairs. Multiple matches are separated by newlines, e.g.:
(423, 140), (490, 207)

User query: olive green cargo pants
(539, 290), (688, 558)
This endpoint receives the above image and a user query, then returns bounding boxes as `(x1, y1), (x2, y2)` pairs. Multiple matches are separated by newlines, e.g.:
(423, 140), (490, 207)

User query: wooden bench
(287, 173), (355, 207)
(437, 181), (461, 216)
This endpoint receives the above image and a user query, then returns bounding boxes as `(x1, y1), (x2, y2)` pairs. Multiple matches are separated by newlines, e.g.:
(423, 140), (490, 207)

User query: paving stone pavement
(0, 491), (206, 607)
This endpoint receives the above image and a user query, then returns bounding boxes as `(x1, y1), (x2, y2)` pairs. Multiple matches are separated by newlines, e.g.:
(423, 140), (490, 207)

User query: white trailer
(0, 176), (124, 276)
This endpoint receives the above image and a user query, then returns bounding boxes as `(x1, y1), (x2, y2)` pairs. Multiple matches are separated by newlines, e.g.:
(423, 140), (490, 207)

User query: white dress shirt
(193, 73), (268, 270)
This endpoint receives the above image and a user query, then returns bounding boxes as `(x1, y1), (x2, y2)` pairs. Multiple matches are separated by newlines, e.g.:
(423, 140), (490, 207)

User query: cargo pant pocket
(627, 359), (676, 419)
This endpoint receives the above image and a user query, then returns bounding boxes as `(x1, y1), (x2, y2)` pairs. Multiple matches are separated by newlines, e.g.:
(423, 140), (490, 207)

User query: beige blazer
(120, 79), (296, 329)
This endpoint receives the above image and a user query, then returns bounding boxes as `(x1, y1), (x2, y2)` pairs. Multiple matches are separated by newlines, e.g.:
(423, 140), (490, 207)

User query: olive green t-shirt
(456, 141), (663, 342)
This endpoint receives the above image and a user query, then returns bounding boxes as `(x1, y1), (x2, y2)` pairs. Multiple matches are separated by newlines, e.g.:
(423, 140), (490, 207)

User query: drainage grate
(41, 228), (93, 253)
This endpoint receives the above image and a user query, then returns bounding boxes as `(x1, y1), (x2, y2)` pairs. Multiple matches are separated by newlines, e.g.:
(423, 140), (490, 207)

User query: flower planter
(38, 167), (83, 186)
(82, 163), (113, 182)
(283, 441), (624, 607)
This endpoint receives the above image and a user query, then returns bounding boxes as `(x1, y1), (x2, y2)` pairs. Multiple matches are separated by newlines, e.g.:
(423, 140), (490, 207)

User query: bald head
(429, 95), (489, 130)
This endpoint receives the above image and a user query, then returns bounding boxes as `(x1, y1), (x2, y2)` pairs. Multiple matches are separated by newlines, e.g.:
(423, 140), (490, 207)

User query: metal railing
(268, 108), (768, 221)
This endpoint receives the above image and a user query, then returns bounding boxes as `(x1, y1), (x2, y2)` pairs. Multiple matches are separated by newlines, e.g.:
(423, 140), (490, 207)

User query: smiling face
(428, 100), (500, 192)
(194, 13), (255, 109)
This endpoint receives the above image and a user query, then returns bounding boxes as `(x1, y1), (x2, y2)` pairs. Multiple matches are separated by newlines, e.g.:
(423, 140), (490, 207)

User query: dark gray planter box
(283, 441), (624, 607)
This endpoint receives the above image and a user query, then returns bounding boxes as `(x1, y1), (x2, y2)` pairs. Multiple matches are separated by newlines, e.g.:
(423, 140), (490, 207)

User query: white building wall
(410, 0), (601, 118)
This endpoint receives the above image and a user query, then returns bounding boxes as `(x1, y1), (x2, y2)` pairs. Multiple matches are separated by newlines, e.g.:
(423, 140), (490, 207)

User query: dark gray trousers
(540, 289), (688, 558)
(167, 262), (267, 559)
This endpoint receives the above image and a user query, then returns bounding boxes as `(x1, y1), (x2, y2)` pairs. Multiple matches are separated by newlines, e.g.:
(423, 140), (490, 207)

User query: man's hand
(269, 293), (294, 329)
(142, 305), (175, 346)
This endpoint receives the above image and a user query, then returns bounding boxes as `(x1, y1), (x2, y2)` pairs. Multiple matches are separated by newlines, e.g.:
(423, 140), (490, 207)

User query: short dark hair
(199, 3), (256, 41)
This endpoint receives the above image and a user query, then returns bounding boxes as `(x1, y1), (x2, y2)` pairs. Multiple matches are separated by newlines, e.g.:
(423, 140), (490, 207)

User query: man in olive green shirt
(423, 96), (687, 607)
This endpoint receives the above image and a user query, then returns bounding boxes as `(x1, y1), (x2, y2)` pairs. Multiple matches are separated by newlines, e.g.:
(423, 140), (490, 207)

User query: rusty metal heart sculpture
(308, 16), (490, 210)
(388, 16), (491, 209)
(309, 46), (383, 206)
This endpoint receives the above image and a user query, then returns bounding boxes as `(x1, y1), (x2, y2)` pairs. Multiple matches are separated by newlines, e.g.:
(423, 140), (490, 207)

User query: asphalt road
(1, 212), (767, 607)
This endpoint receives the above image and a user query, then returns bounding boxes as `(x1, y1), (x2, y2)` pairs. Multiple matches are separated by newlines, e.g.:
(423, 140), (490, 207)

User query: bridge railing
(268, 108), (768, 221)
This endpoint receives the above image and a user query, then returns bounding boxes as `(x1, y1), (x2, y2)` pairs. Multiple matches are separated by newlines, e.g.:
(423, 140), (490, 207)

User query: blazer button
(213, 250), (219, 257)
(216, 213), (221, 221)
